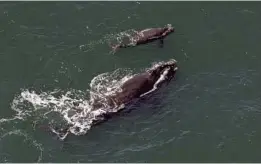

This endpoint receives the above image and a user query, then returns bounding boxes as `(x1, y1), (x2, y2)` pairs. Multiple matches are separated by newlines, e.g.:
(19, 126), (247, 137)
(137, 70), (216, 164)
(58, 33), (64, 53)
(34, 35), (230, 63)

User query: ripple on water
(0, 130), (43, 162)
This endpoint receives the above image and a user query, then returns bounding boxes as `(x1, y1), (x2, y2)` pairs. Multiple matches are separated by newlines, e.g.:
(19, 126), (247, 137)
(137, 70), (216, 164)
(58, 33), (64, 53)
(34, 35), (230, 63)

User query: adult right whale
(91, 58), (178, 123)
(55, 59), (178, 138)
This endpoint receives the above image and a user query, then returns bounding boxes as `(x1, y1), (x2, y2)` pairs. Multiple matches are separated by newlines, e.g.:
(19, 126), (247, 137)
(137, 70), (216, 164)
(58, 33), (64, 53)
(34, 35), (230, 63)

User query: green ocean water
(0, 1), (261, 162)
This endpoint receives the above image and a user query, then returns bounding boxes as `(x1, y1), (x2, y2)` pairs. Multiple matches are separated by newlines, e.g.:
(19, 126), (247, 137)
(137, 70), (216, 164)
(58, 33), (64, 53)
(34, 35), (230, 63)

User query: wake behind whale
(10, 59), (178, 140)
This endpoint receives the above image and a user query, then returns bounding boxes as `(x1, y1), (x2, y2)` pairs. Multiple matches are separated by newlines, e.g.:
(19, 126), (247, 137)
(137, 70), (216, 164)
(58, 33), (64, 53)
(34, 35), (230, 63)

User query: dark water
(1, 1), (261, 162)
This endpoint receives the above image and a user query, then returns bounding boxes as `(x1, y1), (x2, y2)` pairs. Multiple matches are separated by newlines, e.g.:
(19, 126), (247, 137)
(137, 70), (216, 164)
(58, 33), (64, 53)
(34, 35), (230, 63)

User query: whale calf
(111, 24), (175, 53)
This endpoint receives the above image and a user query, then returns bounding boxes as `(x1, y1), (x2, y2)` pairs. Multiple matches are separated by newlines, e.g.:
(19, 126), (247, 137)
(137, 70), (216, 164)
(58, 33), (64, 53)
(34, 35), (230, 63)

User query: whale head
(163, 24), (175, 34)
(148, 59), (178, 85)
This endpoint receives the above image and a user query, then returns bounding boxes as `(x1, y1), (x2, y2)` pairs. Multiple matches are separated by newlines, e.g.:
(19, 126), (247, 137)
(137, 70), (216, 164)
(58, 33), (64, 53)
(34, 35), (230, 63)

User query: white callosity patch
(140, 67), (171, 97)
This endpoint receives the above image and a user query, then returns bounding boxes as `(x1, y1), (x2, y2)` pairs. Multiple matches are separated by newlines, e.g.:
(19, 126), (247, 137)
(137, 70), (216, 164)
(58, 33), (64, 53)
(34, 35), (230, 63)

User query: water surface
(0, 1), (261, 162)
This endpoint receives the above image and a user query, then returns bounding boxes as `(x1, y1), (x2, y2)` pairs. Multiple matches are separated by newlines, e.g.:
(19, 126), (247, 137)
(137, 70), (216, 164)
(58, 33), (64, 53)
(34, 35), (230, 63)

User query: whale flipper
(158, 39), (164, 48)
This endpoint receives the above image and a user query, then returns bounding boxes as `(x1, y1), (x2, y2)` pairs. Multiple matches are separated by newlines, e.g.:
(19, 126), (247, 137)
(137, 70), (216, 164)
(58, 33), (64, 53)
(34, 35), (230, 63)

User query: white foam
(79, 29), (139, 53)
(9, 61), (174, 140)
(10, 68), (133, 140)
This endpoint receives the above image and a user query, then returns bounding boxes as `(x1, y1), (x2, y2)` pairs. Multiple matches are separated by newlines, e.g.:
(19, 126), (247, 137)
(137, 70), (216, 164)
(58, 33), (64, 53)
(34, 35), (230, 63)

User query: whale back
(139, 28), (164, 38)
(114, 73), (154, 102)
